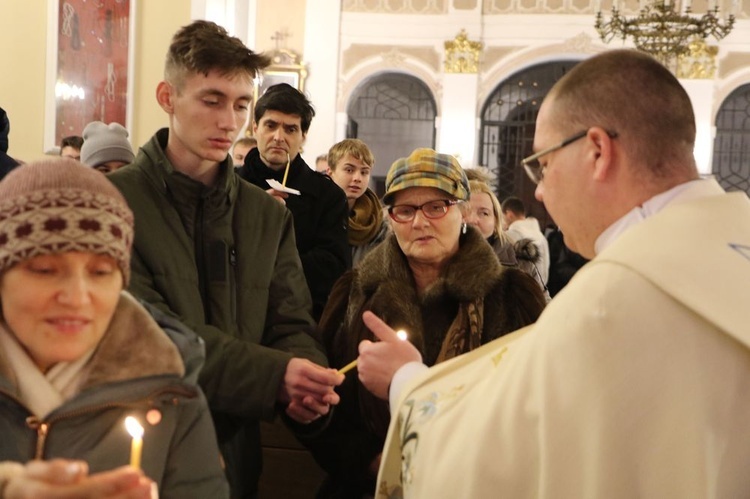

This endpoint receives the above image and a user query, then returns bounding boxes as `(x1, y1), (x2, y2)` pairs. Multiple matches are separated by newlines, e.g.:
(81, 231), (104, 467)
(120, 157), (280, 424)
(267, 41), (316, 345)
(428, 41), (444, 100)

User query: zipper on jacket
(195, 196), (210, 323)
(16, 384), (196, 460)
(229, 247), (237, 323)
(26, 417), (49, 460)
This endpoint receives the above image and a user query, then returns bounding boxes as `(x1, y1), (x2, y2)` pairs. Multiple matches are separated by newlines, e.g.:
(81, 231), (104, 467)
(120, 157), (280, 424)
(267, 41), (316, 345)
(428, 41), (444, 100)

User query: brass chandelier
(595, 1), (736, 66)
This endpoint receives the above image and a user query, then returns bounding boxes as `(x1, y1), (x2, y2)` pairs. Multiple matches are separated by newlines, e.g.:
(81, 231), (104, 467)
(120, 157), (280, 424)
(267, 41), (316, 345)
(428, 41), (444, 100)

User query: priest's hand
(358, 311), (422, 400)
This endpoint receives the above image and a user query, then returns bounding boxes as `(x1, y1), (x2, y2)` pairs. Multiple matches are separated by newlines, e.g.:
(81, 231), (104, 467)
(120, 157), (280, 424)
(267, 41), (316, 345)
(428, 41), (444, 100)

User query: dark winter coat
(237, 148), (350, 319)
(304, 227), (546, 498)
(0, 292), (228, 498)
(108, 129), (327, 498)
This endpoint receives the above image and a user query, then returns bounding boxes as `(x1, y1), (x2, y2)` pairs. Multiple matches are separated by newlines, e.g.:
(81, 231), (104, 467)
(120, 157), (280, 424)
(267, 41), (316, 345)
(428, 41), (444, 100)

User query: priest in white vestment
(354, 49), (750, 499)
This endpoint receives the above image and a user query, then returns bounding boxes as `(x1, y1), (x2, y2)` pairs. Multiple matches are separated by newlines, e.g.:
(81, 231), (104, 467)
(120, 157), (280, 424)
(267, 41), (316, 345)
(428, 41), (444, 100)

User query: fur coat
(304, 226), (546, 498)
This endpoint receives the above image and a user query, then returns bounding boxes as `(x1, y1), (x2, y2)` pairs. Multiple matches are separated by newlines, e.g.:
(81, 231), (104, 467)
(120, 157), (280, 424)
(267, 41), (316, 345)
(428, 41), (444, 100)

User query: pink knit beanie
(0, 158), (134, 284)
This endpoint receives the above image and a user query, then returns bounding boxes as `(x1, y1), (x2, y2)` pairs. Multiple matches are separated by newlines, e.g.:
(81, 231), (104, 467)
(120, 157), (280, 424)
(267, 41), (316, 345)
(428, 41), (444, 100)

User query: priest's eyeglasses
(388, 199), (460, 223)
(522, 129), (618, 184)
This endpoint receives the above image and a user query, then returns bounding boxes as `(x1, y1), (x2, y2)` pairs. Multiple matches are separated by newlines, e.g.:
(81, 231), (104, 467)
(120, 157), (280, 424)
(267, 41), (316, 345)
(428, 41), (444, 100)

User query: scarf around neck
(349, 188), (383, 247)
(0, 323), (94, 418)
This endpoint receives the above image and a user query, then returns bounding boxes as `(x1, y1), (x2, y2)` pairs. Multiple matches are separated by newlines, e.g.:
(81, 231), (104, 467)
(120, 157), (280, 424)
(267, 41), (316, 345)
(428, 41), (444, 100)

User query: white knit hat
(80, 121), (135, 168)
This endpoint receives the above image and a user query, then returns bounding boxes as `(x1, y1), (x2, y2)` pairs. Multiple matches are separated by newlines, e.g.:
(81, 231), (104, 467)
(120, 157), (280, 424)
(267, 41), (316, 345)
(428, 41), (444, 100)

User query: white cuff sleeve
(389, 361), (429, 414)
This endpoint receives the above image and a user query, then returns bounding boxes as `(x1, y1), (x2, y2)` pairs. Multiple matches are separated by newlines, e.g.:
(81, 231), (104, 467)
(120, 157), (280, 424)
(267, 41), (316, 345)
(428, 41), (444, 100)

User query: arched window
(478, 60), (578, 228)
(347, 73), (437, 195)
(712, 84), (750, 196)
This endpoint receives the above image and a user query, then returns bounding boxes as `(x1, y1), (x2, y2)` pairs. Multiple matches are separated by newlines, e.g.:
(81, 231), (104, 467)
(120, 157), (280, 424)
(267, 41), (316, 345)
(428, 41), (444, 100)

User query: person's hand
(358, 311), (422, 400)
(4, 460), (155, 499)
(278, 358), (343, 423)
(265, 188), (288, 205)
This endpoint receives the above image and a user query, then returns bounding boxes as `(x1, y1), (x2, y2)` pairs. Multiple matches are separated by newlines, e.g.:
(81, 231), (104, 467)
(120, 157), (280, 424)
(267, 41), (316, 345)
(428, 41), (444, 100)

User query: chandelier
(595, 1), (736, 66)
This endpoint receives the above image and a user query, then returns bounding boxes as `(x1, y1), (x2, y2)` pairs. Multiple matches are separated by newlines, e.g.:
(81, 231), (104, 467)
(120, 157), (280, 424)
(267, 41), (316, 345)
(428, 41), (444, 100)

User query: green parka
(108, 129), (327, 497)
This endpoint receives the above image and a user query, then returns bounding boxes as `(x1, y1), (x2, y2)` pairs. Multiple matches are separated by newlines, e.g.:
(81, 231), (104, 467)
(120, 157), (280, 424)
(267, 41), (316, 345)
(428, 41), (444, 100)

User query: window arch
(712, 83), (750, 196)
(346, 73), (437, 194)
(478, 60), (578, 228)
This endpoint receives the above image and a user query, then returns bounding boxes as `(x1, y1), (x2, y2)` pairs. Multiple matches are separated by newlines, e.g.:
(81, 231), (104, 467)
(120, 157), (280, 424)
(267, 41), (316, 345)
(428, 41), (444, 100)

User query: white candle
(125, 416), (144, 469)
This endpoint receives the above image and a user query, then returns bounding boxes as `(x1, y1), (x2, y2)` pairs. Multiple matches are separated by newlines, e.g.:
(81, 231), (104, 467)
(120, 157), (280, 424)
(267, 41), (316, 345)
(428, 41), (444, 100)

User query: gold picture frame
(249, 49), (308, 132)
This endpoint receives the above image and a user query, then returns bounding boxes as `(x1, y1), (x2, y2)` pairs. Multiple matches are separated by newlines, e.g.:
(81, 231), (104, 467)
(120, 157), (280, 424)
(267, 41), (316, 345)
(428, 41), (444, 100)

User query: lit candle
(125, 416), (144, 469)
(337, 329), (409, 375)
(281, 153), (291, 187)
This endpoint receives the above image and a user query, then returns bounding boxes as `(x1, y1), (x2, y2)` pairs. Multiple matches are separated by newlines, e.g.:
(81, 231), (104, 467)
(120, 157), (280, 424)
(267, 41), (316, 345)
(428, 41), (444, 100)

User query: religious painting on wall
(46, 0), (134, 151)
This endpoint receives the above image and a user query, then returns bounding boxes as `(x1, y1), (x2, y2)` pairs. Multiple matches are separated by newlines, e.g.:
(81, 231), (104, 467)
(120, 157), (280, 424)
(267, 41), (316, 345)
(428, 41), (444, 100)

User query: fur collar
(0, 292), (184, 395)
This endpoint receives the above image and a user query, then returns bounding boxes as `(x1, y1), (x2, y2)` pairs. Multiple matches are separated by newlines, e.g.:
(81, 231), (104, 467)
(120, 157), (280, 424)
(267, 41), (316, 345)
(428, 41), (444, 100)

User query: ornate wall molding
(478, 33), (601, 113)
(342, 44), (441, 74)
(343, 0), (447, 13)
(337, 53), (441, 114)
(444, 30), (483, 73)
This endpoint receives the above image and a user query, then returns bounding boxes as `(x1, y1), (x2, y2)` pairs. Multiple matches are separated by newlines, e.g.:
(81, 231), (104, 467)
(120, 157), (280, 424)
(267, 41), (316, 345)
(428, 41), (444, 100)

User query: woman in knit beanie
(0, 160), (228, 498)
(80, 121), (135, 174)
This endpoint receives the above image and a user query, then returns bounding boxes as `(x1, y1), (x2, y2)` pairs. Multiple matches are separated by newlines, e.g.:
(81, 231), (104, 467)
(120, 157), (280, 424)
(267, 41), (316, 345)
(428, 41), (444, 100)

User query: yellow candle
(337, 329), (409, 375)
(281, 153), (291, 186)
(337, 358), (358, 375)
(125, 416), (144, 469)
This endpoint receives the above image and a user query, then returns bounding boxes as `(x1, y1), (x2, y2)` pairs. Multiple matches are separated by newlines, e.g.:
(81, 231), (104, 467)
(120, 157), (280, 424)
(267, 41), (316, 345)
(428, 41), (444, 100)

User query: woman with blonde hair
(464, 173), (548, 297)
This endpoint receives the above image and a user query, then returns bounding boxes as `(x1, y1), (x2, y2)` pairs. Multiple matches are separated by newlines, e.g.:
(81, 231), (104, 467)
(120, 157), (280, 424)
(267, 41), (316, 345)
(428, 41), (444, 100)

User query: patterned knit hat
(383, 148), (470, 205)
(0, 159), (134, 284)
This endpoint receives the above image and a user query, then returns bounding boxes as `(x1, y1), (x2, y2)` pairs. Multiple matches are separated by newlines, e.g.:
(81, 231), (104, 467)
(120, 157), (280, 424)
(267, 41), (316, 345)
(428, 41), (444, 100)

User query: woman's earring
(462, 222), (467, 234)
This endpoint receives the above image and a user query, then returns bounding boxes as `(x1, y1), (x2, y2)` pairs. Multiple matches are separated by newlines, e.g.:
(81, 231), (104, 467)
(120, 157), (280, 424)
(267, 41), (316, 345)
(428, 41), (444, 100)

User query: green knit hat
(383, 148), (470, 205)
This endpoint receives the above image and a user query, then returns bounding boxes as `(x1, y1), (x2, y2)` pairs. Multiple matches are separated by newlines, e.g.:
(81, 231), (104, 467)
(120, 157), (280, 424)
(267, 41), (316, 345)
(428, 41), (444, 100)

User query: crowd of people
(0, 18), (748, 499)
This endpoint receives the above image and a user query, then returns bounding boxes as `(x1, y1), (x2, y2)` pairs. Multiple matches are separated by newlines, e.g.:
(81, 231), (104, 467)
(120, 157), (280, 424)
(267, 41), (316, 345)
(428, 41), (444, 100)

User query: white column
(437, 73), (480, 167)
(681, 78), (716, 175)
(301, 0), (343, 167)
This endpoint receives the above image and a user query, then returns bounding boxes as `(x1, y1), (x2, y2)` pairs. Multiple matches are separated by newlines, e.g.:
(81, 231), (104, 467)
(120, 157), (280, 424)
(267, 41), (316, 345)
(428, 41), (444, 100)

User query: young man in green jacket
(108, 20), (343, 499)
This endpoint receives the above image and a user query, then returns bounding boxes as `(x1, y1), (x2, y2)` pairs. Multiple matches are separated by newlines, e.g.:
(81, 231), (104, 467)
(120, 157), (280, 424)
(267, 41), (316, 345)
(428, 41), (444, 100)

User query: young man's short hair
(60, 135), (84, 152)
(327, 139), (374, 171)
(254, 83), (315, 134)
(165, 20), (269, 90)
(234, 137), (257, 149)
(501, 196), (526, 216)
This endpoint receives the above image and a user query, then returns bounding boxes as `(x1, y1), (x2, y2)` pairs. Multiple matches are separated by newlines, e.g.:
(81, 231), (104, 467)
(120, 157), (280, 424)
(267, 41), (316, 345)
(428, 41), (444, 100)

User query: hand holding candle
(282, 153), (291, 187)
(356, 311), (423, 399)
(125, 416), (144, 469)
(338, 328), (409, 375)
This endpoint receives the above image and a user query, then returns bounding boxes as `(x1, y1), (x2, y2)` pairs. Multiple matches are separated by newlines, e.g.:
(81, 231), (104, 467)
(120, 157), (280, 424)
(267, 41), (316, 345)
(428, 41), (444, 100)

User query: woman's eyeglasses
(388, 199), (459, 223)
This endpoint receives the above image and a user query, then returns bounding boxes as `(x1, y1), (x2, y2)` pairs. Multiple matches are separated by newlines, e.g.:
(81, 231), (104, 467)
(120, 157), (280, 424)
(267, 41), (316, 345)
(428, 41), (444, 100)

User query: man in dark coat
(0, 107), (20, 181)
(237, 84), (350, 320)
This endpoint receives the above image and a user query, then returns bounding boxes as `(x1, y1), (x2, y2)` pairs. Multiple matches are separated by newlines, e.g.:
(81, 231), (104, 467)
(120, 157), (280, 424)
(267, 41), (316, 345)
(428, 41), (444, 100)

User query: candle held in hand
(337, 329), (409, 375)
(125, 416), (144, 469)
(282, 153), (291, 187)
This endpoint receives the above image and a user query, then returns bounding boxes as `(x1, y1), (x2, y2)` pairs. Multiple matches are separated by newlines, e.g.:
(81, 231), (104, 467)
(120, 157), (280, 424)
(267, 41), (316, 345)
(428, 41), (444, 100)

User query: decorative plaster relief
(454, 0), (478, 8)
(342, 44), (441, 74)
(343, 0), (447, 13)
(483, 0), (658, 15)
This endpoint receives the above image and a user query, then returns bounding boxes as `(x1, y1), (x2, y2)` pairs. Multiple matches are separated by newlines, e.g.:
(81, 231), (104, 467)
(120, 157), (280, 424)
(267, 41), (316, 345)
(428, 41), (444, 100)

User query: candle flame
(125, 416), (144, 438)
(396, 330), (408, 341)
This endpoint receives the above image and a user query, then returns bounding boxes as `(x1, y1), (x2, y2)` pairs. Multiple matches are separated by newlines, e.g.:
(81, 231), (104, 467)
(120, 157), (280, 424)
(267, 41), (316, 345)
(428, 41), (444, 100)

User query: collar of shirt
(594, 178), (723, 255)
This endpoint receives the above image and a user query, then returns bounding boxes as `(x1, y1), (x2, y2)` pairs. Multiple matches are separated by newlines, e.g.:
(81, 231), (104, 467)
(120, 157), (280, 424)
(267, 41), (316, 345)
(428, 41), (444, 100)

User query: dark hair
(254, 83), (315, 134)
(60, 135), (84, 151)
(501, 196), (525, 216)
(165, 20), (269, 90)
(0, 107), (9, 153)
